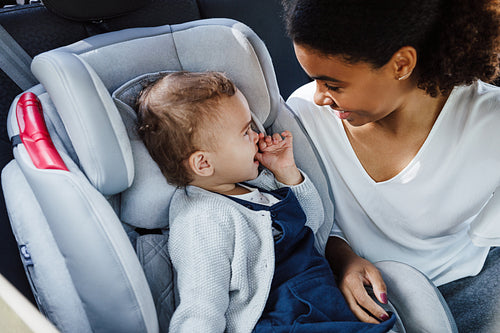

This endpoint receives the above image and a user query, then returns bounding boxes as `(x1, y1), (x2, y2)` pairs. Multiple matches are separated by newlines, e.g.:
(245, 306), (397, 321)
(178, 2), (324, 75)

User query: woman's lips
(332, 109), (352, 120)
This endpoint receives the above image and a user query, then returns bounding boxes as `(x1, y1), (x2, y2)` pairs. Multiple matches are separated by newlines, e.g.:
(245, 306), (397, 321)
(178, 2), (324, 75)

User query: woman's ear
(188, 151), (214, 177)
(391, 46), (417, 81)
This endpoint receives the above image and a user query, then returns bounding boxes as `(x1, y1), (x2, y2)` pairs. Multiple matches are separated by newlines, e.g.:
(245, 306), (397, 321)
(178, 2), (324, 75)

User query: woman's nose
(313, 83), (335, 107)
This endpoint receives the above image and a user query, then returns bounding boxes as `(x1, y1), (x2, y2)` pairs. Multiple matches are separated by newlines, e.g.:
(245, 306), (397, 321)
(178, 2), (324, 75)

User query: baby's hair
(283, 0), (500, 97)
(136, 71), (236, 187)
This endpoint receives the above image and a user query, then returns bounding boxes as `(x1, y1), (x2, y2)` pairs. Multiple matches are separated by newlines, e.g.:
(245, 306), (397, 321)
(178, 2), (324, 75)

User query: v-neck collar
(334, 87), (458, 185)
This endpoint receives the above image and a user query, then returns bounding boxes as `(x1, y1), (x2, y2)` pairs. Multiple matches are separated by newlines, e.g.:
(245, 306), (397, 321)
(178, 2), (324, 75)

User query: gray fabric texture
(136, 234), (175, 332)
(376, 261), (457, 332)
(439, 247), (500, 333)
(1, 161), (92, 333)
(31, 52), (134, 196)
(9, 124), (158, 333)
(172, 24), (272, 125)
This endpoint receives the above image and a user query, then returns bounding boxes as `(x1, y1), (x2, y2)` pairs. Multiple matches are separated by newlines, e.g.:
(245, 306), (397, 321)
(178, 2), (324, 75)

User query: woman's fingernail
(380, 314), (390, 321)
(380, 292), (388, 304)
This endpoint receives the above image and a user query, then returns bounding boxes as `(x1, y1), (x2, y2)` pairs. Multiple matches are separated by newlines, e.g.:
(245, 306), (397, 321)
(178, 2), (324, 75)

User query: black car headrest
(42, 0), (153, 22)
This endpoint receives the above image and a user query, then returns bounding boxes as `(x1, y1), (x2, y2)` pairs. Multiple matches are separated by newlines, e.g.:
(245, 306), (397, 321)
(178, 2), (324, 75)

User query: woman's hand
(326, 237), (390, 324)
(338, 255), (390, 323)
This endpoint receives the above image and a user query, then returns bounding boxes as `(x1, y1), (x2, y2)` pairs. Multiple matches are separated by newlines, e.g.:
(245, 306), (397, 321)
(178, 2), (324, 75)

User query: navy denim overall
(228, 186), (396, 333)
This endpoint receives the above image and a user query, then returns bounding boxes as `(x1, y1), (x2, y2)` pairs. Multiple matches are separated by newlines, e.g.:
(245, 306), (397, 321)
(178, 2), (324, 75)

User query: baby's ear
(188, 151), (214, 177)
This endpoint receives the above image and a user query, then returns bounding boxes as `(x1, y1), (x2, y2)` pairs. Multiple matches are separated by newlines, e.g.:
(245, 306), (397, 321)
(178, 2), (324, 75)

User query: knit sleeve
(287, 172), (326, 252)
(168, 194), (235, 333)
(288, 172), (324, 230)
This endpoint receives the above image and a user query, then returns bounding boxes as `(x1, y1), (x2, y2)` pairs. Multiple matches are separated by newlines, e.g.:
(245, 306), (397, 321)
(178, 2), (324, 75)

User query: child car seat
(1, 18), (457, 332)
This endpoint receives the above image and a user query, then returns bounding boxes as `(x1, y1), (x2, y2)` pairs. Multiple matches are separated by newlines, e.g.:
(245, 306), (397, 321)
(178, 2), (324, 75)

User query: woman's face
(294, 43), (407, 126)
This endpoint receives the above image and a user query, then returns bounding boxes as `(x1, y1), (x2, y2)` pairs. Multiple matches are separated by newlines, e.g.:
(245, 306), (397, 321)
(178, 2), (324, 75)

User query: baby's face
(209, 90), (261, 185)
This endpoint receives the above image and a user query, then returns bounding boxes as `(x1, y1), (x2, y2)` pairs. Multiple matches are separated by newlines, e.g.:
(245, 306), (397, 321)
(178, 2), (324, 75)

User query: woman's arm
(325, 237), (391, 324)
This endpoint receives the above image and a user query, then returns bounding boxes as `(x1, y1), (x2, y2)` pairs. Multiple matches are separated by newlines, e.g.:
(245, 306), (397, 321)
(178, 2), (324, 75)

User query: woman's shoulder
(442, 81), (500, 157)
(442, 80), (500, 124)
(465, 80), (500, 99)
(475, 80), (500, 101)
(286, 81), (316, 108)
(453, 80), (500, 106)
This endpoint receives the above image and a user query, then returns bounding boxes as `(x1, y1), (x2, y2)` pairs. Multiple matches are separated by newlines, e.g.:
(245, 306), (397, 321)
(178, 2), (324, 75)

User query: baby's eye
(244, 126), (252, 136)
(250, 122), (259, 132)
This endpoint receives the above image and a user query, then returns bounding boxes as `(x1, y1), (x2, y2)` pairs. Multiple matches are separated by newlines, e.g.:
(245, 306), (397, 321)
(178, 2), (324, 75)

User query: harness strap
(11, 134), (22, 147)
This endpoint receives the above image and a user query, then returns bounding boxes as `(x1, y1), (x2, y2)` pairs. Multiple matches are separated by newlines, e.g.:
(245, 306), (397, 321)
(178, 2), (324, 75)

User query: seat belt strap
(0, 24), (38, 90)
(11, 134), (22, 147)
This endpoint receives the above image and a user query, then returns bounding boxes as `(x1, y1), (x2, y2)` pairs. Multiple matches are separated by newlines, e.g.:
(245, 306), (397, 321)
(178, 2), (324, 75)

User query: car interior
(2, 0), (489, 332)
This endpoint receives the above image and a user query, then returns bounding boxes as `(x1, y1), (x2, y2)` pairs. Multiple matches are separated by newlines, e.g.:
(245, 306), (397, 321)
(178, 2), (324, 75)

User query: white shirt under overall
(287, 80), (500, 286)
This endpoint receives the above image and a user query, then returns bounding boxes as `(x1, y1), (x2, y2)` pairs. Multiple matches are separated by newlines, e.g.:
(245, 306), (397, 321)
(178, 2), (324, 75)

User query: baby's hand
(255, 130), (302, 185)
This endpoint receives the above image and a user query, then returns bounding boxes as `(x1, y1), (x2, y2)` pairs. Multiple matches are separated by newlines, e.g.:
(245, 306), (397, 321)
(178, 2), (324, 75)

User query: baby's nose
(252, 130), (259, 143)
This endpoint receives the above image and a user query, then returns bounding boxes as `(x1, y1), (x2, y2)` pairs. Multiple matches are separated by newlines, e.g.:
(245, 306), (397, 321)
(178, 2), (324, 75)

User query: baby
(136, 71), (395, 332)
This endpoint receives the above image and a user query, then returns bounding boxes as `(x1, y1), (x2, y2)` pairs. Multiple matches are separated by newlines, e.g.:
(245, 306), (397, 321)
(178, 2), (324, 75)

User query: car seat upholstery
(0, 0), (199, 303)
(2, 18), (458, 333)
(0, 0), (306, 306)
(1, 18), (285, 332)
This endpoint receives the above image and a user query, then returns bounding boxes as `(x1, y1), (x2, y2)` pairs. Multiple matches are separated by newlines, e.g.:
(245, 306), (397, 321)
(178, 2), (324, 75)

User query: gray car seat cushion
(136, 233), (174, 332)
(376, 261), (457, 332)
(112, 72), (175, 229)
(30, 51), (134, 195)
(2, 161), (92, 333)
(7, 88), (158, 332)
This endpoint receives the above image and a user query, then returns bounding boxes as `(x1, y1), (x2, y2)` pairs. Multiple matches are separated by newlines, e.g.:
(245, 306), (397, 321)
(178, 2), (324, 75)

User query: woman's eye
(325, 83), (340, 92)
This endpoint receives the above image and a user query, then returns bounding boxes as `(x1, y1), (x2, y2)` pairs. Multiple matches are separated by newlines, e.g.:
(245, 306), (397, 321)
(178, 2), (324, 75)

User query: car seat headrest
(31, 51), (134, 196)
(30, 19), (280, 208)
(112, 67), (269, 229)
(42, 0), (153, 22)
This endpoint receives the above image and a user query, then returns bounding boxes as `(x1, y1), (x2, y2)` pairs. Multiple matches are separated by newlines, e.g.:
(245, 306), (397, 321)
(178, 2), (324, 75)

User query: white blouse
(287, 80), (500, 286)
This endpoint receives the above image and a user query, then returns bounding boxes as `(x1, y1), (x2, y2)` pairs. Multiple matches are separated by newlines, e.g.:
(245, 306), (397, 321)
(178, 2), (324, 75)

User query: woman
(282, 0), (500, 331)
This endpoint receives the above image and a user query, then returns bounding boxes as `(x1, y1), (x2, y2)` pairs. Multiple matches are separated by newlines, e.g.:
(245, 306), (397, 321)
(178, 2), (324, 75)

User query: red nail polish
(380, 292), (388, 304)
(380, 314), (390, 321)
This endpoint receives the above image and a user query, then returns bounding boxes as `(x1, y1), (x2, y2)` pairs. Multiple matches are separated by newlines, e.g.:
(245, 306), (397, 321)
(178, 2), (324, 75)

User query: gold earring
(398, 72), (411, 81)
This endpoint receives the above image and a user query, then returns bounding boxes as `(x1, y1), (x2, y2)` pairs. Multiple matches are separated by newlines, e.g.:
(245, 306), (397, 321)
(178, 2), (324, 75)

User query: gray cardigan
(168, 169), (325, 333)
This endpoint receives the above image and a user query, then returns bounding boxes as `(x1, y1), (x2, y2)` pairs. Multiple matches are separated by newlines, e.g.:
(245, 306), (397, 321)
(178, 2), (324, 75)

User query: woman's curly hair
(283, 0), (500, 97)
(136, 71), (236, 187)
